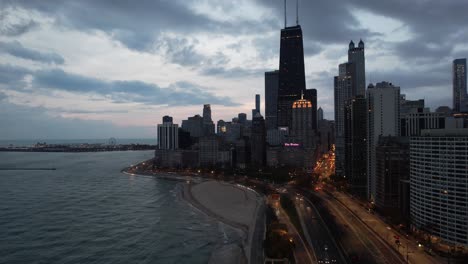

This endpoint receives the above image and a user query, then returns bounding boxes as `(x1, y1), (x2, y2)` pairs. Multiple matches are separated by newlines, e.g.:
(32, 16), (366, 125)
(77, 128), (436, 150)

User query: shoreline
(122, 160), (266, 264)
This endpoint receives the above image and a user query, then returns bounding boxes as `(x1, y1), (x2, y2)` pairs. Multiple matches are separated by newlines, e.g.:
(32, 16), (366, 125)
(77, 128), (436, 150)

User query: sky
(0, 0), (467, 140)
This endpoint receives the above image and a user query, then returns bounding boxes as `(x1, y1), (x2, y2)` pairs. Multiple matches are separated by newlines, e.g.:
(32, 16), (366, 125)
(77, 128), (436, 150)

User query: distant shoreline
(0, 145), (156, 153)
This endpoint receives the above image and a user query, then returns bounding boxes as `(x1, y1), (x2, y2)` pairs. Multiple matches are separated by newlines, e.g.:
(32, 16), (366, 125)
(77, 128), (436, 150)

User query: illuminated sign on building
(284, 143), (300, 147)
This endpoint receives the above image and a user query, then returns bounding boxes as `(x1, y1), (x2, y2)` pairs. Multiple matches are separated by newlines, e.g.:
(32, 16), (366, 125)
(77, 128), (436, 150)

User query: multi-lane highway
(307, 189), (406, 263)
(293, 191), (345, 264)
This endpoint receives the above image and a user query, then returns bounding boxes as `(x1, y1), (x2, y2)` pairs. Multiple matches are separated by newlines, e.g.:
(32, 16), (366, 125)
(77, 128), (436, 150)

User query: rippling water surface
(0, 151), (237, 264)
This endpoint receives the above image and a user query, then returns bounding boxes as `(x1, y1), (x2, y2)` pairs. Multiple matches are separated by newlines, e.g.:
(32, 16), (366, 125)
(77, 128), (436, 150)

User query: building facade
(203, 104), (215, 136)
(265, 70), (279, 130)
(181, 115), (204, 138)
(344, 95), (367, 198)
(453, 58), (467, 113)
(334, 62), (355, 177)
(410, 129), (468, 246)
(375, 136), (409, 219)
(251, 113), (266, 167)
(348, 40), (366, 96)
(157, 116), (178, 150)
(291, 93), (314, 149)
(317, 107), (324, 122)
(367, 82), (400, 200)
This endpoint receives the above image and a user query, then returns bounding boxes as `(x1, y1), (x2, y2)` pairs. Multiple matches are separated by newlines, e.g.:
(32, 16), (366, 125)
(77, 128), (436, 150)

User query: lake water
(0, 151), (239, 264)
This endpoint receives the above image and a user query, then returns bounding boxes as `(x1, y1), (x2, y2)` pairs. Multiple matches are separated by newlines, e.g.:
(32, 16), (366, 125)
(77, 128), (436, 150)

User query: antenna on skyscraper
(284, 0), (287, 28)
(296, 0), (299, 25)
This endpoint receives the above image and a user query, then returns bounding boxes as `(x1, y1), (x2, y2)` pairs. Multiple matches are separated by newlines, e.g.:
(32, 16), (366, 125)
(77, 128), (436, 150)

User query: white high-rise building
(367, 82), (400, 200)
(410, 129), (468, 246)
(157, 116), (178, 150)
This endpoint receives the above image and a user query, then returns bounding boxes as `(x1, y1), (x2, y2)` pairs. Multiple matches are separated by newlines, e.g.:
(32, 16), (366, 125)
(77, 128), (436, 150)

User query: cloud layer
(0, 0), (467, 139)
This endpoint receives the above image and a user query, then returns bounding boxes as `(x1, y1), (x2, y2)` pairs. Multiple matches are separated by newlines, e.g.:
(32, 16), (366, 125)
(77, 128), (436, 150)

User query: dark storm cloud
(368, 66), (450, 90)
(0, 91), (7, 101)
(0, 19), (39, 36)
(0, 64), (32, 89)
(0, 41), (65, 64)
(2, 0), (275, 52)
(347, 0), (468, 61)
(31, 68), (239, 106)
(201, 66), (266, 79)
(154, 37), (229, 67)
(256, 0), (380, 45)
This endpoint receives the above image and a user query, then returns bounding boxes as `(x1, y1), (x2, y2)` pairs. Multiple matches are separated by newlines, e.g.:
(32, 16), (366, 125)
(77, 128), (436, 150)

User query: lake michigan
(0, 151), (238, 264)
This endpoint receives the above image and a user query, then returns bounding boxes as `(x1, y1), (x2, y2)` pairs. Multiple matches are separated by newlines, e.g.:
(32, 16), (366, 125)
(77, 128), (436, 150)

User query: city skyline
(1, 0), (468, 139)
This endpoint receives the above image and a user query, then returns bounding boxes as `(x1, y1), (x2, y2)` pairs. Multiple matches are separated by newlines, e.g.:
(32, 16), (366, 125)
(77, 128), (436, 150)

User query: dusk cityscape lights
(1, 1), (467, 264)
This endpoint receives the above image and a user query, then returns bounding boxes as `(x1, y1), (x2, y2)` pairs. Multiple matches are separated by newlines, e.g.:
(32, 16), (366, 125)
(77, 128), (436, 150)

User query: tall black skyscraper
(344, 96), (367, 198)
(265, 70), (279, 129)
(277, 24), (306, 128)
(453, 58), (467, 113)
(348, 40), (366, 96)
(255, 94), (260, 113)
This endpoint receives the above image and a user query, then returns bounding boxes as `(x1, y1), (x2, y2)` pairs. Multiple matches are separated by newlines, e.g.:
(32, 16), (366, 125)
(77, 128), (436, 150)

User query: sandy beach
(182, 180), (264, 264)
(123, 162), (265, 263)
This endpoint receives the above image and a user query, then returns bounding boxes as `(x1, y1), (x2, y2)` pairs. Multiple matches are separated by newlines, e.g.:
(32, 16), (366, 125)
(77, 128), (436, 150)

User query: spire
(358, 39), (364, 48)
(349, 40), (355, 50)
(284, 0), (287, 28)
(296, 0), (299, 25)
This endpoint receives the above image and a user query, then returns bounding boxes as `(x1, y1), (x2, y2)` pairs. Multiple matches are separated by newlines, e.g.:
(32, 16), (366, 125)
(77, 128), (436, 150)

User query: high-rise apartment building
(453, 58), (467, 113)
(367, 82), (400, 200)
(334, 62), (355, 176)
(265, 70), (279, 129)
(375, 136), (409, 219)
(344, 95), (367, 198)
(410, 129), (468, 246)
(157, 116), (179, 150)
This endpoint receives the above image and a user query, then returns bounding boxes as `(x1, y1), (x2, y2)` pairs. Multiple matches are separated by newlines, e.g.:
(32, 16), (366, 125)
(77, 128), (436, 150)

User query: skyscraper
(251, 95), (261, 118)
(317, 107), (323, 122)
(334, 40), (366, 177)
(348, 40), (366, 96)
(181, 115), (204, 138)
(251, 112), (266, 167)
(344, 96), (367, 198)
(291, 93), (314, 149)
(334, 62), (355, 176)
(255, 94), (260, 114)
(304, 88), (318, 131)
(203, 104), (212, 122)
(367, 82), (400, 200)
(453, 58), (467, 113)
(157, 116), (178, 150)
(265, 70), (279, 129)
(277, 24), (306, 128)
(202, 104), (215, 135)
